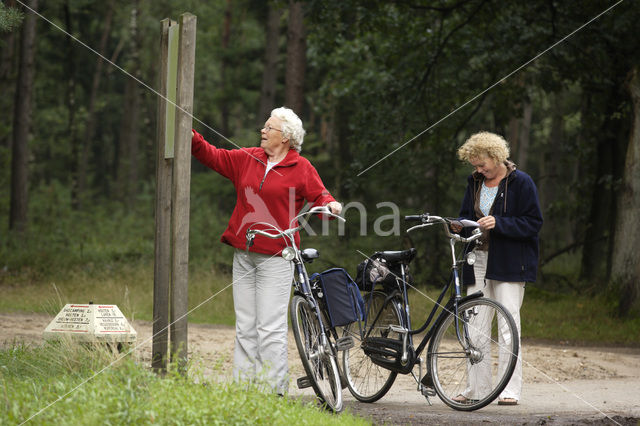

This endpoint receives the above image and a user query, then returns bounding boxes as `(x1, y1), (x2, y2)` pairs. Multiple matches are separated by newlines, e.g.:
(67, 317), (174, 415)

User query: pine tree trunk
(9, 0), (37, 232)
(77, 0), (113, 206)
(1, 0), (18, 149)
(220, 0), (232, 136)
(579, 91), (620, 282)
(258, 3), (282, 124)
(116, 1), (140, 208)
(285, 0), (306, 114)
(1, 30), (16, 149)
(64, 1), (80, 210)
(612, 67), (640, 316)
(518, 101), (532, 170)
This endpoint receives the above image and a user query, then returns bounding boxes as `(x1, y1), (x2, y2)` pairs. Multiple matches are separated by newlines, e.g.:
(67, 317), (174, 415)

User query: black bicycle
(340, 213), (519, 411)
(245, 206), (362, 412)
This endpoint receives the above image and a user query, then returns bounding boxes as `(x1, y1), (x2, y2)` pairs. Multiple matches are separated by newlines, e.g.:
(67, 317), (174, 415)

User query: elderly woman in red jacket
(192, 107), (341, 395)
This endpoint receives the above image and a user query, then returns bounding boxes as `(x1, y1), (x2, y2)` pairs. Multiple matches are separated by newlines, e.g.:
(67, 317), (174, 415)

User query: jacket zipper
(259, 173), (267, 191)
(259, 164), (273, 191)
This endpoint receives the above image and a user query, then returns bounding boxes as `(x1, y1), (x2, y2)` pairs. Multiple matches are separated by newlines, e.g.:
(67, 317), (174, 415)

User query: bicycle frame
(245, 206), (346, 372)
(362, 215), (483, 375)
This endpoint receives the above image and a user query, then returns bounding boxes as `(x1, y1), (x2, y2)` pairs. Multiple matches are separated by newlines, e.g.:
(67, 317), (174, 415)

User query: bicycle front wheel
(427, 297), (519, 411)
(290, 295), (343, 412)
(341, 291), (401, 402)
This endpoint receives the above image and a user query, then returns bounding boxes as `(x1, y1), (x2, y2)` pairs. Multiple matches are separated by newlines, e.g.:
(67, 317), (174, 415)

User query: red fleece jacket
(191, 130), (336, 255)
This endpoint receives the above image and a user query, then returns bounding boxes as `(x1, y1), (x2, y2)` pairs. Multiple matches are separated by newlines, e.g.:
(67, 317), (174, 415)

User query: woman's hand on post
(477, 215), (496, 230)
(326, 201), (342, 215)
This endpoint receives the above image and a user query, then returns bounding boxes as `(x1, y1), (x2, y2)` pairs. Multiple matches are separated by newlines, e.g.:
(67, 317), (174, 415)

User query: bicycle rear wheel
(341, 291), (401, 402)
(290, 295), (343, 412)
(427, 297), (519, 411)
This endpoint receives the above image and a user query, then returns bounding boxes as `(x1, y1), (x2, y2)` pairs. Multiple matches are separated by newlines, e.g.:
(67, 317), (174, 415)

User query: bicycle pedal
(335, 336), (355, 351)
(389, 325), (408, 334)
(420, 372), (434, 387)
(421, 386), (436, 397)
(297, 376), (312, 389)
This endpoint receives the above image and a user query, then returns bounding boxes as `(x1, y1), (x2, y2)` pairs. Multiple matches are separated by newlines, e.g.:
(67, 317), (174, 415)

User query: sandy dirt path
(2, 312), (639, 425)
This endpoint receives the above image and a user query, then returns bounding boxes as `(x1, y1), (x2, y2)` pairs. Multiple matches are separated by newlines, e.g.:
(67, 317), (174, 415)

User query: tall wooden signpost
(153, 13), (196, 372)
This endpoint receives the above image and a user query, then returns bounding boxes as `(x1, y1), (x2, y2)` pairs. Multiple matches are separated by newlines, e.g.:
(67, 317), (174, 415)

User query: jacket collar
(471, 160), (517, 182)
(249, 147), (300, 168)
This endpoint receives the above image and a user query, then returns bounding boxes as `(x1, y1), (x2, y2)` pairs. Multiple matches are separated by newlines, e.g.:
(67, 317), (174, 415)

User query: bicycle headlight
(466, 251), (477, 265)
(282, 247), (296, 261)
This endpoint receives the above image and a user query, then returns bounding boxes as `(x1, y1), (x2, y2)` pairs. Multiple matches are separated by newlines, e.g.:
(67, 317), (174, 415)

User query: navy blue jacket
(459, 167), (543, 285)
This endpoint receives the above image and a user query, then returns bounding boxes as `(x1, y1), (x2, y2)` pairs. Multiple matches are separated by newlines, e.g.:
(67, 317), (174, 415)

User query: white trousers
(232, 249), (294, 394)
(466, 250), (524, 401)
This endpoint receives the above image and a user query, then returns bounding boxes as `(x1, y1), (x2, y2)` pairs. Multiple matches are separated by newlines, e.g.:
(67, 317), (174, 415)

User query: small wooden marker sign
(44, 304), (137, 343)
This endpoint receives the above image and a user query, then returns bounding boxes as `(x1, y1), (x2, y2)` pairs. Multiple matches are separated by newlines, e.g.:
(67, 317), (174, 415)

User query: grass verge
(0, 341), (369, 425)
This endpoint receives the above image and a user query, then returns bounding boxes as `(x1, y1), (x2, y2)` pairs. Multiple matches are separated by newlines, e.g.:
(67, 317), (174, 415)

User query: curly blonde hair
(457, 131), (510, 164)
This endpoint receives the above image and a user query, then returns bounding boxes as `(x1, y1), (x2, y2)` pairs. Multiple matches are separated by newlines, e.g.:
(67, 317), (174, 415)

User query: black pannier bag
(311, 268), (365, 328)
(355, 255), (412, 291)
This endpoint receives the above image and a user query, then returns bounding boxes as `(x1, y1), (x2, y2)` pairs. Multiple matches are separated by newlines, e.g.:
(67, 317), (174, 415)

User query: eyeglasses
(261, 125), (282, 133)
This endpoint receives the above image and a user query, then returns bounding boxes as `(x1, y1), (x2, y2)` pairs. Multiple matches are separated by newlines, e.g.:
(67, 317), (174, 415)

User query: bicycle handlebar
(405, 213), (482, 244)
(245, 206), (345, 246)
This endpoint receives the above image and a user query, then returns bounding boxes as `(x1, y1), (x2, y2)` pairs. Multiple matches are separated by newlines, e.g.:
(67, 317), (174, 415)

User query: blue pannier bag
(312, 268), (365, 328)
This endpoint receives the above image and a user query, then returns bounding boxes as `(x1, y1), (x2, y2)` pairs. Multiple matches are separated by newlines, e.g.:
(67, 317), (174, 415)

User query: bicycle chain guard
(362, 336), (415, 374)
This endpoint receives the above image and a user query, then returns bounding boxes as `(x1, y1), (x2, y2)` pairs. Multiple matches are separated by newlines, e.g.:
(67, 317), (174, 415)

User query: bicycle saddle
(376, 248), (417, 264)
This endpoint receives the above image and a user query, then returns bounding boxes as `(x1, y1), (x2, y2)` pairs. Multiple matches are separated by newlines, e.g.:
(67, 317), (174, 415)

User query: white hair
(270, 107), (305, 152)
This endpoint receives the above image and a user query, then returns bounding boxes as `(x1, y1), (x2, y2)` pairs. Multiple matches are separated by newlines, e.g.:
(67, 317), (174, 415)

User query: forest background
(1, 0), (639, 334)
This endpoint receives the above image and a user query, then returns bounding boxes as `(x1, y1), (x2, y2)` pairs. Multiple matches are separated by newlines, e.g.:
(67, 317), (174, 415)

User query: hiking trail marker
(153, 13), (197, 372)
(43, 304), (137, 343)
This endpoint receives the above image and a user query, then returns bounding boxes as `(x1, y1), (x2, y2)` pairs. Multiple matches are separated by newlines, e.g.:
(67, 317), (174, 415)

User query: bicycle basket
(312, 268), (365, 328)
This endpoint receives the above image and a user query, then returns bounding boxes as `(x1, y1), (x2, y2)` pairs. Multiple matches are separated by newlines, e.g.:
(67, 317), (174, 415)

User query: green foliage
(0, 2), (23, 33)
(0, 342), (369, 425)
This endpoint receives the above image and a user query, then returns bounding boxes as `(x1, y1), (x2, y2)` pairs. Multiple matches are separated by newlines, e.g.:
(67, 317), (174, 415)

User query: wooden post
(170, 13), (196, 371)
(152, 18), (176, 372)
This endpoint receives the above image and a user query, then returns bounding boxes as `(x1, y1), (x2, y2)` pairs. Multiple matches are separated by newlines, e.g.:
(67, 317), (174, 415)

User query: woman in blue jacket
(454, 131), (543, 406)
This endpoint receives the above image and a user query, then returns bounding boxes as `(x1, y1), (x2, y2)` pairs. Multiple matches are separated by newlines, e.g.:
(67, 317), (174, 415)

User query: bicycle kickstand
(415, 357), (435, 405)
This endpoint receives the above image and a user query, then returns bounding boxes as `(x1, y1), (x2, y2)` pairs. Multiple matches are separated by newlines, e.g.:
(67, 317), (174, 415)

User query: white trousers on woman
(466, 250), (524, 401)
(232, 249), (294, 394)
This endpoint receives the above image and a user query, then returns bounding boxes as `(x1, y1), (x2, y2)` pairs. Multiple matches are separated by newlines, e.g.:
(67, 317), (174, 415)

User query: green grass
(0, 263), (237, 326)
(521, 286), (640, 345)
(0, 341), (369, 425)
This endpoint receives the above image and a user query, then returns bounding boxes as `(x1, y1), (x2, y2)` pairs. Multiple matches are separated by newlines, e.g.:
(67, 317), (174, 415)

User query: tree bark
(116, 1), (140, 208)
(1, 29), (16, 149)
(538, 93), (564, 252)
(220, 0), (232, 136)
(579, 91), (620, 282)
(258, 3), (282, 124)
(76, 0), (113, 207)
(518, 101), (532, 171)
(64, 0), (80, 210)
(285, 0), (306, 114)
(611, 67), (640, 316)
(9, 0), (37, 232)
